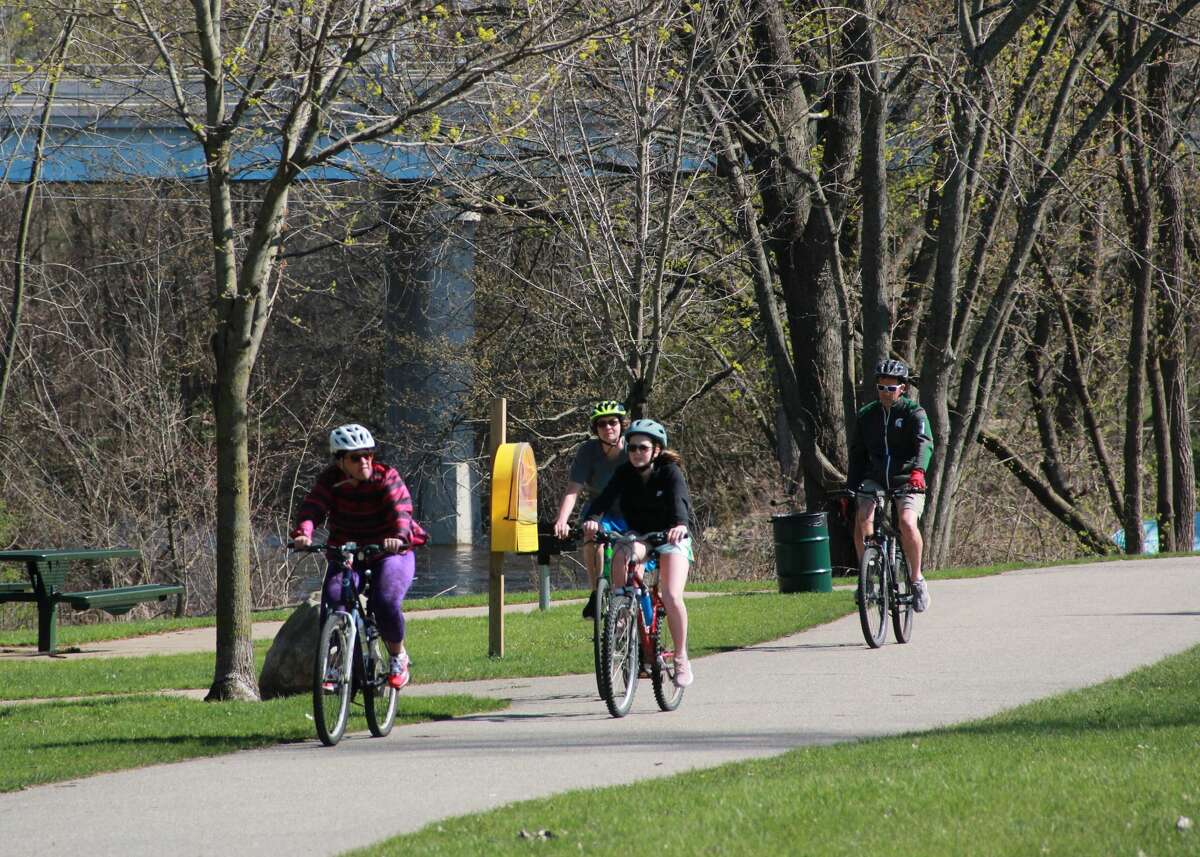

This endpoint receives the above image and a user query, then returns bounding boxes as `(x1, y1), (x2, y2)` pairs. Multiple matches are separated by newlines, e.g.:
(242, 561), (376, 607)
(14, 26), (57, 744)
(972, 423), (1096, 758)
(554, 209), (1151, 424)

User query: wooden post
(488, 397), (506, 657)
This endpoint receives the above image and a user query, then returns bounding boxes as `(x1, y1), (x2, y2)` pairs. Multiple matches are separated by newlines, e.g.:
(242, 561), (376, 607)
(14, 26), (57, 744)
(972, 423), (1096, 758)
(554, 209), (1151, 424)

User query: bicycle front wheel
(858, 544), (888, 649)
(363, 630), (398, 737)
(313, 612), (354, 746)
(891, 545), (914, 644)
(592, 575), (610, 699)
(602, 593), (639, 718)
(651, 608), (684, 712)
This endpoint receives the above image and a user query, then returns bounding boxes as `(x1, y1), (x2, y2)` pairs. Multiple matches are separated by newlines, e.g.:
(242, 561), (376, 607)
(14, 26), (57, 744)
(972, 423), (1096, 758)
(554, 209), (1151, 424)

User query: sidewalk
(1, 558), (1197, 857)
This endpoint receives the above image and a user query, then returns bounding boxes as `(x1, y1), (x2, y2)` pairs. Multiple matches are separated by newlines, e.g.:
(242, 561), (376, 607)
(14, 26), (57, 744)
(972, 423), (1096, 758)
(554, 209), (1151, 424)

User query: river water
(296, 545), (588, 600)
(409, 546), (588, 598)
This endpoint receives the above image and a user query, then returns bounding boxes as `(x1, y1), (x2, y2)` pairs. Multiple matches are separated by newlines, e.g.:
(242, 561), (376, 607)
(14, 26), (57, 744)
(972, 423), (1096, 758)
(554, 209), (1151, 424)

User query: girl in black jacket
(584, 419), (695, 688)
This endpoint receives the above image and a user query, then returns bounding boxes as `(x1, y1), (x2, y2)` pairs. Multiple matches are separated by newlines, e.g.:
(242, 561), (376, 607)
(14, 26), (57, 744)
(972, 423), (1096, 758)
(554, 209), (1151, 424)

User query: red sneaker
(387, 654), (410, 690)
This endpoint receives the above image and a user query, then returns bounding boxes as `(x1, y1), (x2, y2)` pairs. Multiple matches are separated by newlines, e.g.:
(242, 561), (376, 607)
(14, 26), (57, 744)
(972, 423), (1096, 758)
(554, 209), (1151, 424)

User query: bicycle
(289, 541), (399, 746)
(849, 488), (918, 649)
(594, 531), (685, 718)
(590, 532), (615, 699)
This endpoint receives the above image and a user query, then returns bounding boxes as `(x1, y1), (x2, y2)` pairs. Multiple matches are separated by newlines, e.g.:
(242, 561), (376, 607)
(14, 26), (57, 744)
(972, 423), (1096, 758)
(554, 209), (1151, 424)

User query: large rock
(259, 593), (322, 700)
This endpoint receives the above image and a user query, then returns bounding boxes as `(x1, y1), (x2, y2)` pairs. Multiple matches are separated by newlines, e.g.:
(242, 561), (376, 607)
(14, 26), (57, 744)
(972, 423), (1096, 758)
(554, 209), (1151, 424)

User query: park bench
(0, 548), (183, 653)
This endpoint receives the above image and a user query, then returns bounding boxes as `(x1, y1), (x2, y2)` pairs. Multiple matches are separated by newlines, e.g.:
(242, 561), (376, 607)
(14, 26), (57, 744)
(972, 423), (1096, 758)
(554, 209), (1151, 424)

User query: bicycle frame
(868, 494), (900, 580)
(599, 533), (662, 643)
(304, 544), (388, 696)
(322, 545), (379, 678)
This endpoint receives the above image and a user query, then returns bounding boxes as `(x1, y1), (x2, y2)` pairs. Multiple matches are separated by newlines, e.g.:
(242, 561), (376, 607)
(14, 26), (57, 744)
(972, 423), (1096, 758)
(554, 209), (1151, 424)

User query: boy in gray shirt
(553, 401), (629, 618)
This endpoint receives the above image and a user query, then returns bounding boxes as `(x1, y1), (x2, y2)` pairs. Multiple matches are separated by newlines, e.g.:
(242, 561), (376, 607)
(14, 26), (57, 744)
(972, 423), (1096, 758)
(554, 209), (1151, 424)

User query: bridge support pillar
(384, 200), (481, 545)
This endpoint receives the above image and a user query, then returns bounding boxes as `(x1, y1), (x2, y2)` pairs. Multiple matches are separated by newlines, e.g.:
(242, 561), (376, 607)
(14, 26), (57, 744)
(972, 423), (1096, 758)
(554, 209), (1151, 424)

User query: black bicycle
(290, 541), (398, 746)
(594, 531), (684, 718)
(854, 488), (917, 648)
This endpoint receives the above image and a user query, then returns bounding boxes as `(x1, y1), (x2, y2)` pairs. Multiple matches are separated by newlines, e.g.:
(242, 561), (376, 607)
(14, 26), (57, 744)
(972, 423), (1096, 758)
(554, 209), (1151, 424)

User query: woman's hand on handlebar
(581, 519), (599, 538)
(383, 537), (409, 555)
(666, 525), (688, 545)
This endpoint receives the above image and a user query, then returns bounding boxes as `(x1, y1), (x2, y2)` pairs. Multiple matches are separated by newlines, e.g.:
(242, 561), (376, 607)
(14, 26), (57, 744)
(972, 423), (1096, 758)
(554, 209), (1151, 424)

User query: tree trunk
(1147, 355), (1174, 551)
(207, 340), (260, 700)
(850, 0), (889, 386)
(1146, 53), (1196, 553)
(1114, 39), (1153, 555)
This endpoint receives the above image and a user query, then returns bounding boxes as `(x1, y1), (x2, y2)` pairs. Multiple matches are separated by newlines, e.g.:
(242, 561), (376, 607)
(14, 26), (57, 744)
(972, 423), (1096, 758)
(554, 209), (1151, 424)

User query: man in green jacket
(847, 359), (935, 611)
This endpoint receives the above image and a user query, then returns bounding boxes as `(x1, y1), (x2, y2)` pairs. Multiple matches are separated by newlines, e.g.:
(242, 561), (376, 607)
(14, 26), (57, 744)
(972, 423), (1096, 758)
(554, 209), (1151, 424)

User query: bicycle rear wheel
(592, 575), (610, 699)
(891, 545), (914, 644)
(857, 544), (888, 649)
(651, 607), (684, 711)
(602, 593), (639, 718)
(313, 612), (354, 746)
(363, 629), (398, 737)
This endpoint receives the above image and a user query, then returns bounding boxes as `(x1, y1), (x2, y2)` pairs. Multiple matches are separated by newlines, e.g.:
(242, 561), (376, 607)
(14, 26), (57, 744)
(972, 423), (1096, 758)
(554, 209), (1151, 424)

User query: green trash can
(771, 512), (833, 593)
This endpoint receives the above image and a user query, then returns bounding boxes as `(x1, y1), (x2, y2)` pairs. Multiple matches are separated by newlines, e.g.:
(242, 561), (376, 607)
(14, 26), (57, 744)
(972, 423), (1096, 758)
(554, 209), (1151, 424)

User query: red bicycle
(593, 531), (685, 718)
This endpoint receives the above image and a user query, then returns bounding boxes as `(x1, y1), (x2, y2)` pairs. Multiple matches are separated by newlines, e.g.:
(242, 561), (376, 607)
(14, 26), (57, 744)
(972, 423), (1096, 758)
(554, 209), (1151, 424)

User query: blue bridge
(3, 75), (484, 544)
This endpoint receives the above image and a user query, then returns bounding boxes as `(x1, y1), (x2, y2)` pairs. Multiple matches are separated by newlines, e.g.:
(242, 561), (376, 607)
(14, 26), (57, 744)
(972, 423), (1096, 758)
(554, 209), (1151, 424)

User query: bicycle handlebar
(591, 530), (670, 548)
(828, 485), (925, 499)
(287, 541), (390, 559)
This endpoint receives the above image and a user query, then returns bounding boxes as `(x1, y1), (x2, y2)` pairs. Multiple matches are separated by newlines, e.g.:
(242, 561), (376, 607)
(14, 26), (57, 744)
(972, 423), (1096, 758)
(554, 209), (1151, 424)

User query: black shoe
(582, 591), (597, 619)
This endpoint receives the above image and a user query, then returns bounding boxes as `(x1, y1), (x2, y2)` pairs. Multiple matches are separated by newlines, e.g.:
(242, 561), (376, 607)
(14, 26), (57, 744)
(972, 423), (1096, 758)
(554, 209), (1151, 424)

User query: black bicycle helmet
(874, 358), (910, 381)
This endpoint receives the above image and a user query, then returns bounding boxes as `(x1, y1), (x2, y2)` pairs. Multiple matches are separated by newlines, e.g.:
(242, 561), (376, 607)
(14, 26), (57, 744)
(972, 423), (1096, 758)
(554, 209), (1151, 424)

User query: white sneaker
(913, 578), (930, 612)
(673, 655), (693, 688)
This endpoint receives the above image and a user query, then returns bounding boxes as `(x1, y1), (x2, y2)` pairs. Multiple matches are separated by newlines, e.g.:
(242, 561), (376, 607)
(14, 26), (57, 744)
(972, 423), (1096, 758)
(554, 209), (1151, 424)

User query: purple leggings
(322, 551), (415, 643)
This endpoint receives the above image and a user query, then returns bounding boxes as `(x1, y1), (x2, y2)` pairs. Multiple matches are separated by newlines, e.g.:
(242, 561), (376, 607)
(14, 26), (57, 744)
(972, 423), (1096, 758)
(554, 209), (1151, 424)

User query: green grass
(2, 592), (852, 700)
(1, 641), (274, 700)
(348, 644), (1200, 857)
(0, 692), (508, 793)
(0, 608), (294, 648)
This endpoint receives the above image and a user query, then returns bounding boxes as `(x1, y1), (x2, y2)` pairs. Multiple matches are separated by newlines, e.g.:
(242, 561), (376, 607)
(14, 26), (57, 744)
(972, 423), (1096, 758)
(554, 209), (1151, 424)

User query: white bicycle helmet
(329, 423), (375, 454)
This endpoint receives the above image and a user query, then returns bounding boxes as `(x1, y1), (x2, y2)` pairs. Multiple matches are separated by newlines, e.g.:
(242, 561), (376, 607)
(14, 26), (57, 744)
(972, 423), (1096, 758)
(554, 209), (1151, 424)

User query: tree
(64, 0), (644, 699)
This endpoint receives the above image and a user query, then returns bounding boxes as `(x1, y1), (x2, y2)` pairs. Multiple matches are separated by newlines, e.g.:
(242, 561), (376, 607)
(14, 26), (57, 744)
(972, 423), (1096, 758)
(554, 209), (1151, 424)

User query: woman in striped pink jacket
(292, 423), (427, 690)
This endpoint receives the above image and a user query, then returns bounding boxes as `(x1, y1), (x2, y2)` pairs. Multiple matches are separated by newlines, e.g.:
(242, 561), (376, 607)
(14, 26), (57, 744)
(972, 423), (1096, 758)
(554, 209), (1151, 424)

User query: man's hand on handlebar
(907, 468), (927, 492)
(292, 534), (312, 549)
(553, 517), (571, 540)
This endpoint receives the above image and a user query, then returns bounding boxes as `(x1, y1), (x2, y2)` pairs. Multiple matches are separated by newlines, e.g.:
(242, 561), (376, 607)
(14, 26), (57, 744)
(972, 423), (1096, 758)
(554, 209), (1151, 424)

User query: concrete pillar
(384, 198), (481, 545)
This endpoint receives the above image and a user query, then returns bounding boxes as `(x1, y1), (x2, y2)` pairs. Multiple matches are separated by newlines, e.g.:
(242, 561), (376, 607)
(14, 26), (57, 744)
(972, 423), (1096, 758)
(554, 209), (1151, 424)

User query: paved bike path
(2, 558), (1198, 857)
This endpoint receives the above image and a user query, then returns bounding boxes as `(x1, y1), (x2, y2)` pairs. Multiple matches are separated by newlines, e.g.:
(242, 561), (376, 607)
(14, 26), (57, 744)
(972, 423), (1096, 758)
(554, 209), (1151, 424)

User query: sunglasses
(345, 451), (374, 462)
(877, 384), (903, 393)
(627, 442), (654, 453)
(594, 418), (622, 428)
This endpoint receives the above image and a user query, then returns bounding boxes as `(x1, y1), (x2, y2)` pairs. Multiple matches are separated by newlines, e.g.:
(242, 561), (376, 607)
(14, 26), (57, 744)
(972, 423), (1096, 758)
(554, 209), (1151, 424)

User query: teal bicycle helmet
(626, 418), (668, 448)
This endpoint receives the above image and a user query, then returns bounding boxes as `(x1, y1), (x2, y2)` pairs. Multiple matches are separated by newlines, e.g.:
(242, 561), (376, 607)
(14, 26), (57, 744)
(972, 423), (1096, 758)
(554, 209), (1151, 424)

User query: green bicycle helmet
(626, 418), (668, 448)
(590, 400), (627, 425)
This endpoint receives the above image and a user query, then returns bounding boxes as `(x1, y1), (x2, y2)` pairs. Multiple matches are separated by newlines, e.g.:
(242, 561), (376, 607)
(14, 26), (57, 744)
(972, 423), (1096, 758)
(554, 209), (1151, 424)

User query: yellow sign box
(490, 442), (539, 554)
